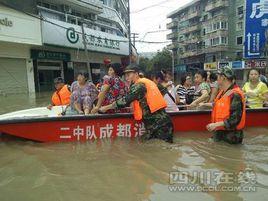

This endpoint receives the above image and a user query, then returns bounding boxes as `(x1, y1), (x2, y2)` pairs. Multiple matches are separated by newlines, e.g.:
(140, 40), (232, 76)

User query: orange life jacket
(51, 85), (71, 106)
(133, 78), (167, 120)
(211, 86), (246, 130)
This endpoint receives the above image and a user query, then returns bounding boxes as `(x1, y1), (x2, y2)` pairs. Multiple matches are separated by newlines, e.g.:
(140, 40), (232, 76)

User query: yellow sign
(204, 62), (218, 71)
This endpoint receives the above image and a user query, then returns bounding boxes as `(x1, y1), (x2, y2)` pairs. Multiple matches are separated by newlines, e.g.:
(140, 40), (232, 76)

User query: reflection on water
(0, 94), (268, 201)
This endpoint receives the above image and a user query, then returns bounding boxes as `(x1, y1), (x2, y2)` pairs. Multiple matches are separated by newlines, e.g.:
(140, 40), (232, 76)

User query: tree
(151, 48), (172, 72)
(138, 48), (172, 74)
(139, 57), (153, 73)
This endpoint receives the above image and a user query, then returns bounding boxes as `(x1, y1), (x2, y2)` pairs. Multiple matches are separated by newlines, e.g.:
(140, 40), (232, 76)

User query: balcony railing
(181, 11), (201, 22)
(167, 32), (178, 40)
(202, 14), (228, 24)
(203, 45), (228, 53)
(184, 37), (199, 44)
(205, 1), (229, 12)
(181, 24), (200, 34)
(205, 30), (228, 38)
(167, 21), (178, 29)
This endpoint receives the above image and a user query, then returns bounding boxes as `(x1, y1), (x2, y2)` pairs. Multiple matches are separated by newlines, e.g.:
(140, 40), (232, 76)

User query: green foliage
(139, 48), (172, 74)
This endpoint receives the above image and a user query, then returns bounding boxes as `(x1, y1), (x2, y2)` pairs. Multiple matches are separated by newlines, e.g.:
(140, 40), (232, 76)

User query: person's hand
(189, 102), (197, 109)
(199, 103), (205, 107)
(206, 123), (218, 132)
(99, 105), (110, 113)
(91, 106), (100, 114)
(47, 105), (53, 110)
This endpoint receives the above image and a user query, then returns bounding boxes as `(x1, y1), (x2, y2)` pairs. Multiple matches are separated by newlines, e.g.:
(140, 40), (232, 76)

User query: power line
(131, 0), (176, 14)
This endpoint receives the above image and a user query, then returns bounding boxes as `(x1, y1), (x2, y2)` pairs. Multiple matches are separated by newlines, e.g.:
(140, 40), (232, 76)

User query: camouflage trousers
(141, 110), (174, 143)
(213, 130), (244, 144)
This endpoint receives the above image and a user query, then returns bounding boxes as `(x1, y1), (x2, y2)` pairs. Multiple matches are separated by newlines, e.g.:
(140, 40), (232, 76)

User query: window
(221, 21), (227, 29)
(216, 22), (220, 29)
(211, 37), (220, 46)
(237, 6), (243, 15)
(221, 37), (227, 44)
(236, 36), (243, 45)
(236, 22), (243, 31)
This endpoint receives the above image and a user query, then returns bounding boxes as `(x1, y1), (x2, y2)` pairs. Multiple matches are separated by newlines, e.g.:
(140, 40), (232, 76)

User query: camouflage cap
(123, 63), (140, 74)
(217, 67), (234, 79)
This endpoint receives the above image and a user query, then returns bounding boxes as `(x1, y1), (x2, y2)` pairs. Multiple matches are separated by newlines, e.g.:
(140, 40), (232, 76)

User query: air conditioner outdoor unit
(239, 14), (244, 19)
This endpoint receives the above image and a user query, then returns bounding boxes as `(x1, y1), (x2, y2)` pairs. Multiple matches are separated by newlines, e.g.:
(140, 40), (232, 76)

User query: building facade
(0, 0), (130, 94)
(167, 0), (267, 84)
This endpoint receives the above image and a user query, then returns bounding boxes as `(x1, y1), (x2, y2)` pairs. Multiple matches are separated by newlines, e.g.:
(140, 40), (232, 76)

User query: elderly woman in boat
(91, 63), (128, 114)
(70, 72), (99, 115)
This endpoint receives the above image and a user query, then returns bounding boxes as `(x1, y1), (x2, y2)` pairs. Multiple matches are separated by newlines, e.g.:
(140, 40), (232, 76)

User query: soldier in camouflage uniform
(206, 67), (245, 144)
(100, 64), (174, 143)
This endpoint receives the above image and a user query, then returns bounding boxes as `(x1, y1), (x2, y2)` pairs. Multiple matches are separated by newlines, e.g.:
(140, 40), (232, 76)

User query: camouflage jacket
(115, 82), (167, 121)
(222, 85), (244, 130)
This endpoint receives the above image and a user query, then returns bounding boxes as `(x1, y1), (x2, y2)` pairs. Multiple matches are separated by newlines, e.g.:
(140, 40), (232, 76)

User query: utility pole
(81, 21), (92, 81)
(131, 33), (139, 48)
(127, 0), (132, 64)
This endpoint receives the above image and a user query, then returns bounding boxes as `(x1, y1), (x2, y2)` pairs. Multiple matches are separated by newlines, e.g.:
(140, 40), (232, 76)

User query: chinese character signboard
(42, 19), (129, 56)
(204, 62), (217, 71)
(245, 0), (268, 58)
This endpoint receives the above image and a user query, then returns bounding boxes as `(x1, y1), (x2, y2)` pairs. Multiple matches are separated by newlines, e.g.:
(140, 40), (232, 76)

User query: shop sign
(231, 61), (245, 69)
(204, 62), (217, 71)
(31, 50), (71, 61)
(218, 62), (231, 69)
(245, 59), (268, 68)
(42, 19), (129, 55)
(174, 65), (186, 72)
(0, 17), (12, 27)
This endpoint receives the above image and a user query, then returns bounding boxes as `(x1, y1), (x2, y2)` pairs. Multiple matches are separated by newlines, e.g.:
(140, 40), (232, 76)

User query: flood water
(0, 93), (268, 201)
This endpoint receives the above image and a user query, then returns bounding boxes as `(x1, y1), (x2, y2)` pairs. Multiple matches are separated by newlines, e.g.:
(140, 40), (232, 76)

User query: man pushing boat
(203, 67), (246, 144)
(99, 64), (174, 143)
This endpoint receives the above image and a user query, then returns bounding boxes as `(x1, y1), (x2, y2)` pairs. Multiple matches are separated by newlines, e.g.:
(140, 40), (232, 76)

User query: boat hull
(0, 109), (268, 142)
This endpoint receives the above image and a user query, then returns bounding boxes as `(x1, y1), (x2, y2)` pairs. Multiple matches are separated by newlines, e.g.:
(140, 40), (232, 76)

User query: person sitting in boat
(47, 77), (71, 110)
(99, 64), (174, 143)
(189, 70), (211, 109)
(176, 74), (195, 108)
(208, 72), (219, 103)
(242, 68), (268, 109)
(203, 67), (246, 144)
(70, 73), (99, 115)
(91, 63), (128, 114)
(152, 71), (179, 112)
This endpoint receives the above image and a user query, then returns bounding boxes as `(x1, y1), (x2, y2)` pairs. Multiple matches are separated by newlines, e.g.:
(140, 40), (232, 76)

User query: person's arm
(190, 89), (209, 107)
(91, 84), (110, 114)
(207, 93), (243, 131)
(224, 93), (243, 129)
(175, 93), (180, 104)
(99, 83), (146, 113)
(209, 87), (218, 103)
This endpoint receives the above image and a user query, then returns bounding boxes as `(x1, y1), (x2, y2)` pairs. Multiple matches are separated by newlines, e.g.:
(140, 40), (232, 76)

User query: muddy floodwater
(0, 93), (268, 201)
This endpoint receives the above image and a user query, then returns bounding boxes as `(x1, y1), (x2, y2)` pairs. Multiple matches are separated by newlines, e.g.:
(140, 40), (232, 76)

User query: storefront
(31, 50), (71, 92)
(0, 5), (41, 94)
(39, 18), (129, 89)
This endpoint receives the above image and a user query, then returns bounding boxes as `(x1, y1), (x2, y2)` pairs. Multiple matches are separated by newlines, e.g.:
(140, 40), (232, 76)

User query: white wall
(0, 5), (42, 45)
